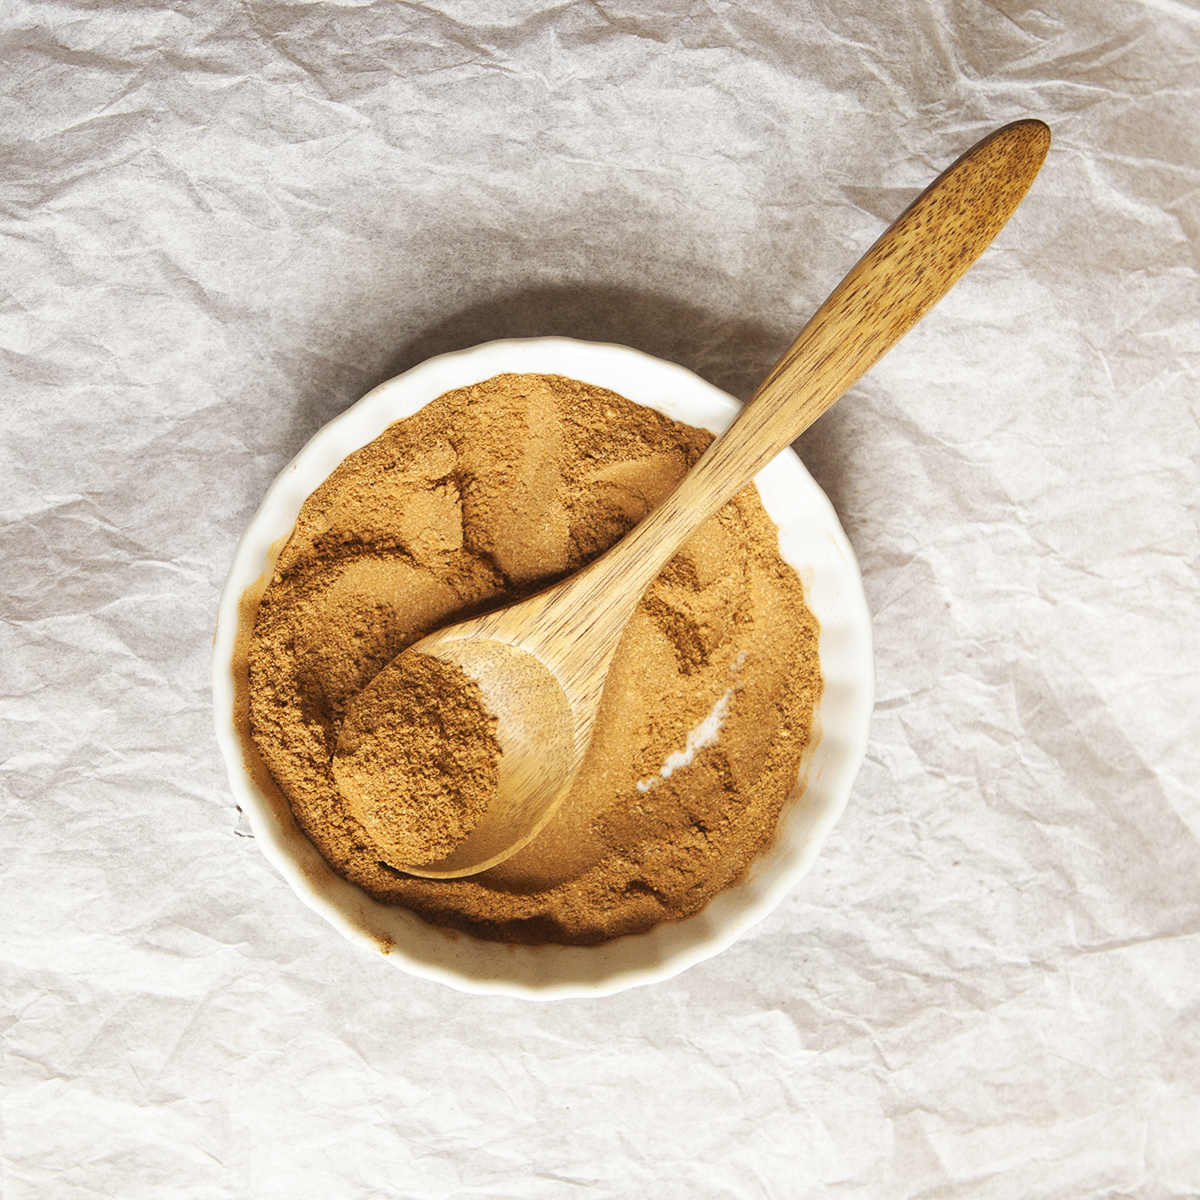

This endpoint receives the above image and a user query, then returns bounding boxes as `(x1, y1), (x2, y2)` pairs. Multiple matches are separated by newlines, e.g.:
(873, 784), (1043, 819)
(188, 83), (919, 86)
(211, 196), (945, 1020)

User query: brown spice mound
(247, 372), (822, 946)
(332, 651), (500, 868)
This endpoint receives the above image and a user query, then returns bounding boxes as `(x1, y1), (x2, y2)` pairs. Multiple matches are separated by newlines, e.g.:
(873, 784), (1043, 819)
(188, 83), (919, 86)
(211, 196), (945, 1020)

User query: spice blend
(247, 373), (822, 945)
(332, 651), (501, 868)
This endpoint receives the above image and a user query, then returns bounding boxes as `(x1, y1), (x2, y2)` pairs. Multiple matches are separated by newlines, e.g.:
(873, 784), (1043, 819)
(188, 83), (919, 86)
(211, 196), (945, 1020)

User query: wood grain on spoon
(347, 119), (1051, 879)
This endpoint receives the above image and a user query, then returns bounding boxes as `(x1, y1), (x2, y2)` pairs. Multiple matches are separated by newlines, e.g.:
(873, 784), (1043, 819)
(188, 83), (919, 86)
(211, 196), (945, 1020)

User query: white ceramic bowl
(213, 338), (873, 999)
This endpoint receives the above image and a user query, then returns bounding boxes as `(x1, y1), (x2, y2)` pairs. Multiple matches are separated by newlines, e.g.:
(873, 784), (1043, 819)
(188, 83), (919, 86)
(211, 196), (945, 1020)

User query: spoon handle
(666, 119), (1050, 528)
(547, 120), (1049, 649)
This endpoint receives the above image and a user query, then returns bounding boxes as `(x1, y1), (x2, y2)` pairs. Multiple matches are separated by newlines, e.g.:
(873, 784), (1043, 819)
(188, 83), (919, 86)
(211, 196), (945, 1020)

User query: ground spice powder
(332, 652), (500, 867)
(248, 373), (822, 946)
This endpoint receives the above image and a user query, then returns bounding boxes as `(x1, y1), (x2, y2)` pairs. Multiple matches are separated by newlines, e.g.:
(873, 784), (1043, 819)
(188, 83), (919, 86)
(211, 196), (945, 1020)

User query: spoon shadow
(282, 281), (857, 520)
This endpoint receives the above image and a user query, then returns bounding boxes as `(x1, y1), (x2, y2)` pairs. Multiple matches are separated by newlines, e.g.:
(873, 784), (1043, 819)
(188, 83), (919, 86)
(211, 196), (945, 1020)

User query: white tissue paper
(2, 1), (1198, 1196)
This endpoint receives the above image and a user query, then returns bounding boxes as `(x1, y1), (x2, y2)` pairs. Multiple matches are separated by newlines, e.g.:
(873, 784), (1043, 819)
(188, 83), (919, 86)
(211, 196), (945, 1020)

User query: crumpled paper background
(3, 0), (1198, 1196)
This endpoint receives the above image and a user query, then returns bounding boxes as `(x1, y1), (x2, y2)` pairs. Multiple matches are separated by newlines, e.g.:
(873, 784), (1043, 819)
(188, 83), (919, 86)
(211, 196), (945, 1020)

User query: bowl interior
(212, 338), (874, 999)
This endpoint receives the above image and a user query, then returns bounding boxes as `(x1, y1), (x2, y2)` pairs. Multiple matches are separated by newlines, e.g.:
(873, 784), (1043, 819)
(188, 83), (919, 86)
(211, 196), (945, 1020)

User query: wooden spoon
(346, 119), (1051, 879)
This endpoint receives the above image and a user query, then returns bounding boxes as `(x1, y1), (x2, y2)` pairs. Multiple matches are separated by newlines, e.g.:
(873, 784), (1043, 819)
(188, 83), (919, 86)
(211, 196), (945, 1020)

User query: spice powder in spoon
(246, 372), (822, 946)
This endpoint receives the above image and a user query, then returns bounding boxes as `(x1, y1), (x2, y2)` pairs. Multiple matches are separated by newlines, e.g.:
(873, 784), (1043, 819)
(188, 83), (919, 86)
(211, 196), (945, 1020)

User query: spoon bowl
(404, 637), (576, 877)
